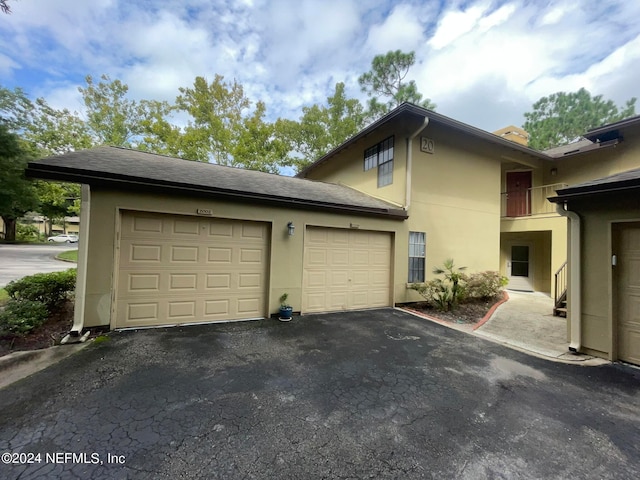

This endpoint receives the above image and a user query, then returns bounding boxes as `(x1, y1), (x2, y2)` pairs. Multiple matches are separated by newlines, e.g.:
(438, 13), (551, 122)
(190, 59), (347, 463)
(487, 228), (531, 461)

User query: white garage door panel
(116, 212), (269, 328)
(303, 227), (392, 313)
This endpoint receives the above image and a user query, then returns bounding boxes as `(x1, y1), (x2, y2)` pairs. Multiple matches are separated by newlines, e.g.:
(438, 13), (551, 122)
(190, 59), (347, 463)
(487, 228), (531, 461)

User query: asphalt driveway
(1, 309), (639, 479)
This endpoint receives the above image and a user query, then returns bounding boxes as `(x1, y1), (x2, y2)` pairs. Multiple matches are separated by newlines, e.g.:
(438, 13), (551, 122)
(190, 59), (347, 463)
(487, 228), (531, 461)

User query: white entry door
(507, 244), (533, 291)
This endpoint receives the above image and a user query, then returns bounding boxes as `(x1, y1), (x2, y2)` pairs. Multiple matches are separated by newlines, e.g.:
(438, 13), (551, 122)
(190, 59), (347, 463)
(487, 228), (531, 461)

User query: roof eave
(550, 181), (640, 203)
(297, 103), (551, 178)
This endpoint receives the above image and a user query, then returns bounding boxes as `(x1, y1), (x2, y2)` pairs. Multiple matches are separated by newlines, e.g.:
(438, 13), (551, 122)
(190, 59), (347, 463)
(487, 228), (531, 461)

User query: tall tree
(232, 101), (291, 174)
(26, 98), (93, 155)
(280, 82), (366, 171)
(0, 86), (33, 131)
(1, 1), (11, 14)
(0, 124), (38, 242)
(523, 88), (637, 150)
(358, 50), (436, 119)
(79, 74), (169, 147)
(174, 75), (250, 165)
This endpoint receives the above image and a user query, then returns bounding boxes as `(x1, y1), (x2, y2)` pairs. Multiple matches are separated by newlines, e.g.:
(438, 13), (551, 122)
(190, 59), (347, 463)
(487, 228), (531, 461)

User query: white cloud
(0, 0), (638, 134)
(428, 3), (489, 50)
(364, 3), (426, 54)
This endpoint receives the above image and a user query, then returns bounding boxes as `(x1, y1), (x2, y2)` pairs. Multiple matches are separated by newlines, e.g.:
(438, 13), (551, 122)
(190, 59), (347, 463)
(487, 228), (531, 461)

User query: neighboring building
(0, 215), (80, 239)
(548, 118), (640, 365)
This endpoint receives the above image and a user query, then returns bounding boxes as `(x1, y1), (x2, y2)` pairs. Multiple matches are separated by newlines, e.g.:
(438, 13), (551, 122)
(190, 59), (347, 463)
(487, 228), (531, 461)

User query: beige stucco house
(27, 147), (408, 333)
(25, 104), (640, 365)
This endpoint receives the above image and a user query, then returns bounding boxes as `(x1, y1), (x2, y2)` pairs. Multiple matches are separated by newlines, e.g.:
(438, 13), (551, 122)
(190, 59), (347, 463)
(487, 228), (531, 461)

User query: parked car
(47, 234), (79, 243)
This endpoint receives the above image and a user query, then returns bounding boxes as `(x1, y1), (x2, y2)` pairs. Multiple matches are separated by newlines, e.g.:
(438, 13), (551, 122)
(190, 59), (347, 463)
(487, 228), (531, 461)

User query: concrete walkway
(474, 290), (607, 364)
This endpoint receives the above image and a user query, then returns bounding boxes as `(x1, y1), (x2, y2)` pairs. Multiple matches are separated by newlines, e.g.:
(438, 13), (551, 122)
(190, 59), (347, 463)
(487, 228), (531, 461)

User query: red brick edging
(472, 290), (509, 331)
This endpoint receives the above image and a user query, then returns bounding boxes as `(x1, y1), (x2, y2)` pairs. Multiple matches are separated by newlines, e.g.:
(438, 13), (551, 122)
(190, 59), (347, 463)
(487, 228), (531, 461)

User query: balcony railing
(501, 183), (568, 218)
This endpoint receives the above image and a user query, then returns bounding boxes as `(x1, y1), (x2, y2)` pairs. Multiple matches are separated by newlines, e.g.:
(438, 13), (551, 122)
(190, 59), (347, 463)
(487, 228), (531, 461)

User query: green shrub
(411, 259), (468, 312)
(5, 269), (77, 311)
(16, 224), (40, 242)
(464, 271), (508, 299)
(411, 261), (506, 311)
(0, 299), (48, 336)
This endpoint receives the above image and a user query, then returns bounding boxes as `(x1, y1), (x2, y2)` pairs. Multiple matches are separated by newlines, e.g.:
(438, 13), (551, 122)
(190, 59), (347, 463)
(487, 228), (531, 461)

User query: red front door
(506, 171), (532, 217)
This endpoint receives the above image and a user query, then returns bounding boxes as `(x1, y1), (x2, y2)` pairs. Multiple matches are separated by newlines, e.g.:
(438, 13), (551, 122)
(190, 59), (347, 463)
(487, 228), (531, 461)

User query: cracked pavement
(1, 309), (639, 479)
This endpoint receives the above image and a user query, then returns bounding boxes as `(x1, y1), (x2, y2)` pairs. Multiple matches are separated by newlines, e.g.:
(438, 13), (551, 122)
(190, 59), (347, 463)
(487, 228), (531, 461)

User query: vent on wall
(420, 137), (435, 154)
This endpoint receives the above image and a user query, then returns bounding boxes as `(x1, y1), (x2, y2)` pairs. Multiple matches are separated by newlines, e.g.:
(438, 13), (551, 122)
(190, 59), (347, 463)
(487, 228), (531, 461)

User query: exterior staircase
(554, 261), (567, 317)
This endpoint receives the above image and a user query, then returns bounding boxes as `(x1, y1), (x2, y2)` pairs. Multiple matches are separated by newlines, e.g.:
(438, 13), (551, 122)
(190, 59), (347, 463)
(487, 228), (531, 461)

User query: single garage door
(116, 211), (269, 328)
(303, 226), (392, 313)
(616, 223), (640, 365)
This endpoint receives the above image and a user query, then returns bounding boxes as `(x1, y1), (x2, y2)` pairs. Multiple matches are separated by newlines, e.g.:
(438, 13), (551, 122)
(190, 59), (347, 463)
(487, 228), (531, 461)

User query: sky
(1, 0), (639, 133)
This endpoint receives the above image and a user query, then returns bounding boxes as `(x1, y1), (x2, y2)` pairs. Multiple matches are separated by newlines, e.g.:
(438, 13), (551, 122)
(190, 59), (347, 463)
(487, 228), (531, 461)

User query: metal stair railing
(554, 261), (568, 317)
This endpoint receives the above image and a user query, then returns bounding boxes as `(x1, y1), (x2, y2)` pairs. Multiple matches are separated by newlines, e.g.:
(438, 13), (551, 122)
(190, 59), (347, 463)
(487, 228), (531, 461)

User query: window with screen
(408, 232), (426, 282)
(363, 136), (394, 187)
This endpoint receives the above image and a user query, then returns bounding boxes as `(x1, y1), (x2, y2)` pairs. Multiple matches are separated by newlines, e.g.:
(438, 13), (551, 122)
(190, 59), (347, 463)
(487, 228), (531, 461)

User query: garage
(615, 223), (640, 365)
(302, 226), (392, 313)
(549, 166), (640, 364)
(116, 211), (269, 328)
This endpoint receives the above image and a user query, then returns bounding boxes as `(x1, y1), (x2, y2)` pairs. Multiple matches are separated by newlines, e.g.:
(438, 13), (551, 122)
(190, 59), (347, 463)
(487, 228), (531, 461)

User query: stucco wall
(304, 123), (408, 207)
(81, 188), (407, 328)
(306, 120), (506, 303)
(544, 136), (640, 187)
(408, 123), (502, 281)
(567, 193), (640, 359)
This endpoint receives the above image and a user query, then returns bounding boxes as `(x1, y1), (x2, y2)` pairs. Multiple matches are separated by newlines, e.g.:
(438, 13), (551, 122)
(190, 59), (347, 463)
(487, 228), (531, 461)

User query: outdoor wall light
(287, 222), (295, 236)
(551, 167), (558, 176)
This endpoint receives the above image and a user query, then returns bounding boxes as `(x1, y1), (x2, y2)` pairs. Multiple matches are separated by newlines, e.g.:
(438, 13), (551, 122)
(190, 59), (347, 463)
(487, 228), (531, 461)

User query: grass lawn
(57, 249), (78, 262)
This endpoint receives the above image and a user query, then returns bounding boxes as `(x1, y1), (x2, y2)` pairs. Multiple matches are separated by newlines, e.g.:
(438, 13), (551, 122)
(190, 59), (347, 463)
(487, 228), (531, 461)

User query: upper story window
(408, 231), (426, 283)
(364, 136), (394, 187)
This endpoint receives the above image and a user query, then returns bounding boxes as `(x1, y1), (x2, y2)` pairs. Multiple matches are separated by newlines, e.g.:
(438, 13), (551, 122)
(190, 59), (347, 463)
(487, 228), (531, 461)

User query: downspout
(61, 184), (91, 344)
(555, 202), (581, 352)
(405, 117), (429, 209)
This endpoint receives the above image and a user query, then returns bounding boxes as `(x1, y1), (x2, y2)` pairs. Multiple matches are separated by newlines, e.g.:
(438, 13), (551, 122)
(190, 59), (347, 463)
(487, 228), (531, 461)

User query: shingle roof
(297, 103), (552, 178)
(550, 167), (640, 202)
(26, 146), (408, 219)
(585, 114), (640, 140)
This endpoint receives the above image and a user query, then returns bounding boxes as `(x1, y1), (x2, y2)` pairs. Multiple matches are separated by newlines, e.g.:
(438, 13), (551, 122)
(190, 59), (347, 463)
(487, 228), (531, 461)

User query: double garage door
(115, 212), (392, 328)
(116, 212), (269, 328)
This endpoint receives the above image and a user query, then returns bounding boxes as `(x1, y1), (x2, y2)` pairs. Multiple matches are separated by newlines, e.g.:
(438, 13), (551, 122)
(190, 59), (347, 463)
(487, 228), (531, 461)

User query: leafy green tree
(33, 181), (78, 235)
(26, 98), (93, 155)
(174, 75), (250, 164)
(523, 88), (637, 150)
(79, 74), (170, 147)
(0, 124), (38, 242)
(358, 50), (436, 119)
(231, 101), (291, 174)
(280, 82), (366, 171)
(0, 86), (33, 131)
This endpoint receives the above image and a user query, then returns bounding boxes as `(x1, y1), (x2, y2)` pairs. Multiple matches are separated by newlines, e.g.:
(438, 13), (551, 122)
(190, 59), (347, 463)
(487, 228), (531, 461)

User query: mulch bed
(0, 300), (74, 357)
(402, 293), (506, 326)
